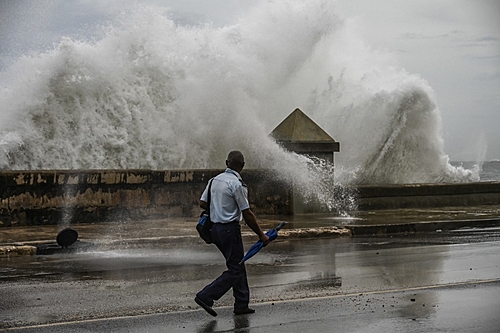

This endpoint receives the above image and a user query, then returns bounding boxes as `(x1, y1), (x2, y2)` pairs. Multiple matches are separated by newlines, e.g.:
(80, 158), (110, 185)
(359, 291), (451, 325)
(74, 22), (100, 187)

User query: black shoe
(233, 308), (255, 315)
(195, 296), (217, 317)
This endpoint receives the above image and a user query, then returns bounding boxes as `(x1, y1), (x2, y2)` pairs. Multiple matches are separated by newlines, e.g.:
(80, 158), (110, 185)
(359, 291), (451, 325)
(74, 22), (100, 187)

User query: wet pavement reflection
(1, 226), (500, 331)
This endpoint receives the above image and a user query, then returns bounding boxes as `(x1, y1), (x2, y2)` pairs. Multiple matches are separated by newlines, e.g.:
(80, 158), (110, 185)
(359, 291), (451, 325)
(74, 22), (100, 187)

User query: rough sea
(452, 161), (500, 182)
(1, 1), (496, 213)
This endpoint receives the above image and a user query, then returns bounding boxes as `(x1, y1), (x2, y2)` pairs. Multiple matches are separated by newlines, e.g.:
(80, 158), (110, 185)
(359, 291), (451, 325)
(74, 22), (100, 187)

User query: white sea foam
(0, 0), (479, 199)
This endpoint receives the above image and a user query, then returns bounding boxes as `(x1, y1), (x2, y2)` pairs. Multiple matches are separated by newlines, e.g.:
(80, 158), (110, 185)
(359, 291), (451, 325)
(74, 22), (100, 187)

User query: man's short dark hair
(226, 150), (245, 169)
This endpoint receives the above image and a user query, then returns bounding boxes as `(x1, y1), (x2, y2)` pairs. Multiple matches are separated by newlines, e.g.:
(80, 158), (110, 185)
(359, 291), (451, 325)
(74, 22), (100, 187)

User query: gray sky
(335, 0), (500, 161)
(1, 0), (499, 161)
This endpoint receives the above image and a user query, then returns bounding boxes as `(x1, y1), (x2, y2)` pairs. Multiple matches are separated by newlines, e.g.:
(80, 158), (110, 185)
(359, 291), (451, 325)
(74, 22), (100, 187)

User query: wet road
(1, 227), (500, 332)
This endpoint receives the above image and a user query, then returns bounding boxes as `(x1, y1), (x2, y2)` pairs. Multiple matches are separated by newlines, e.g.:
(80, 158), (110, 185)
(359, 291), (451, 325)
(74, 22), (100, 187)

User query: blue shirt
(200, 168), (250, 223)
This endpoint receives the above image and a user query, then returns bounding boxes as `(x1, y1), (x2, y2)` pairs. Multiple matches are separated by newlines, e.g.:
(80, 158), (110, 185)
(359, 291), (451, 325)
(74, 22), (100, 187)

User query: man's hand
(260, 234), (270, 247)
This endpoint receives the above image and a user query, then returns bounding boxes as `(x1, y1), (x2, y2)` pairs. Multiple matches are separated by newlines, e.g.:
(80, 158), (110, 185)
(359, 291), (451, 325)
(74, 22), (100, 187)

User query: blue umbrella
(239, 221), (286, 264)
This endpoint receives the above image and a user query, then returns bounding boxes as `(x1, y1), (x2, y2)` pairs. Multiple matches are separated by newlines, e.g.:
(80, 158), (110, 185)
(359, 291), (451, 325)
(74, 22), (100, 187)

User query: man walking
(195, 150), (270, 317)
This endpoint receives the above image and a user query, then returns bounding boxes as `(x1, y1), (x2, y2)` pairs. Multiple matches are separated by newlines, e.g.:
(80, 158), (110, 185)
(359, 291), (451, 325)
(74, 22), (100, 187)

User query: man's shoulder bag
(197, 178), (214, 244)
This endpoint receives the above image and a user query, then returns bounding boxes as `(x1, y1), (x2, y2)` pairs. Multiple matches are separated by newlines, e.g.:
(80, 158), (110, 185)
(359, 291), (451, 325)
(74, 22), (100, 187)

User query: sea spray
(0, 0), (478, 205)
(297, 156), (358, 216)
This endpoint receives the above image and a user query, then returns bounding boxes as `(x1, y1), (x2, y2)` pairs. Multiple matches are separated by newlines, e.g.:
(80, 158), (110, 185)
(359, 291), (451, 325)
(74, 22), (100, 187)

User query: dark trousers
(197, 222), (249, 311)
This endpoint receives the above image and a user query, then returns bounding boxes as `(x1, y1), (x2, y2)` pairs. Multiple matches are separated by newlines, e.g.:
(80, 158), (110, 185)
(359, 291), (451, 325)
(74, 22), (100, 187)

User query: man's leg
(196, 223), (249, 309)
(224, 225), (250, 311)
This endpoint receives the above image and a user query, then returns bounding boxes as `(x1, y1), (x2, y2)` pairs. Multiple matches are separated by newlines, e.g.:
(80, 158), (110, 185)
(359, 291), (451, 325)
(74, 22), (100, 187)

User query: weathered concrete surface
(1, 230), (499, 331)
(5, 283), (497, 333)
(0, 217), (351, 256)
(1, 168), (500, 226)
(2, 205), (500, 256)
(0, 169), (292, 226)
(358, 181), (500, 209)
(0, 245), (36, 256)
(347, 218), (500, 236)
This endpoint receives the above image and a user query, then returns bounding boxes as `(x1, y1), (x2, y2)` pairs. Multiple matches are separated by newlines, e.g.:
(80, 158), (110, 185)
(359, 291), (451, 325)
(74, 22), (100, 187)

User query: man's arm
(242, 208), (270, 246)
(200, 200), (208, 210)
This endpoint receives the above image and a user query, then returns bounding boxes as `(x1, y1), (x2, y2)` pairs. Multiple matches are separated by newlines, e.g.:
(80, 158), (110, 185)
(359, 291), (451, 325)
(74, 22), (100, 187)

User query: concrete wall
(1, 169), (499, 226)
(0, 169), (292, 226)
(357, 182), (500, 209)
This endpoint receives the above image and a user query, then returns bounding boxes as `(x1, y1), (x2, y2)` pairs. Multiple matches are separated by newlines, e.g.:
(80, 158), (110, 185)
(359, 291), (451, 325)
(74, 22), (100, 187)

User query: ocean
(452, 161), (500, 182)
(0, 1), (496, 214)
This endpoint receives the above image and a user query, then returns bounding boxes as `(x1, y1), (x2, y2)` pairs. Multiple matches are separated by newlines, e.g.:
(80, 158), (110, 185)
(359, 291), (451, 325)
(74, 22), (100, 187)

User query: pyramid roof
(270, 108), (336, 143)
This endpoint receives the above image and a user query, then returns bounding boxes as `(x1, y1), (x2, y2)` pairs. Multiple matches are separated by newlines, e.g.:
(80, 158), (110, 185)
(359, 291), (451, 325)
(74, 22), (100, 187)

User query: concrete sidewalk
(1, 205), (500, 256)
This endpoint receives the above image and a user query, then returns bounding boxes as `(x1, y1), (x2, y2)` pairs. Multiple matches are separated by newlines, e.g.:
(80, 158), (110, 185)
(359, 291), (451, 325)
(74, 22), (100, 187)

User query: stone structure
(270, 108), (340, 213)
(357, 182), (500, 210)
(1, 170), (499, 227)
(270, 108), (340, 163)
(0, 169), (292, 226)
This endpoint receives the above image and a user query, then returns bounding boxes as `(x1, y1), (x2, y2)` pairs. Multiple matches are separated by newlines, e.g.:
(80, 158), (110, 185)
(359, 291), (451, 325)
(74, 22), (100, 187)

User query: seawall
(0, 169), (499, 226)
(0, 169), (292, 226)
(357, 182), (500, 209)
